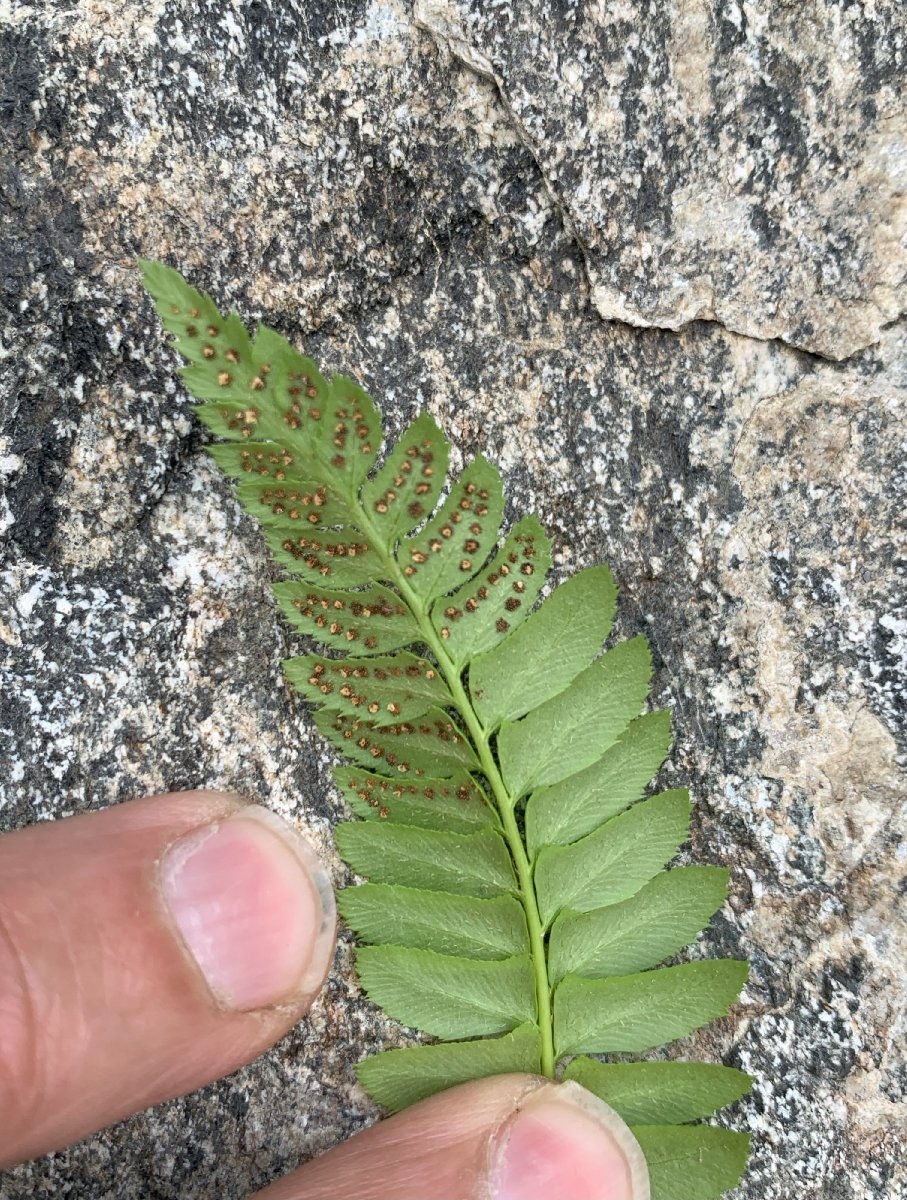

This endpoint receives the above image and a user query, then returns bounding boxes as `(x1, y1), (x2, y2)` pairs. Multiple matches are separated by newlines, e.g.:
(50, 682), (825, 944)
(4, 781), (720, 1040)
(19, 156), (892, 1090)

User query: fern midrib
(350, 497), (556, 1079)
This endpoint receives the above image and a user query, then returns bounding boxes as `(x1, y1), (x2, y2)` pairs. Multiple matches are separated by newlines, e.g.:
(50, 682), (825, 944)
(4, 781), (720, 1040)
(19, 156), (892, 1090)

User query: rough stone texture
(415, 0), (907, 360)
(0, 2), (904, 1198)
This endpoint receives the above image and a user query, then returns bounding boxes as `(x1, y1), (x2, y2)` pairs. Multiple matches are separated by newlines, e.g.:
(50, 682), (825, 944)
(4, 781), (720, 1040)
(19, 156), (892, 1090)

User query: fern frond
(142, 261), (753, 1200)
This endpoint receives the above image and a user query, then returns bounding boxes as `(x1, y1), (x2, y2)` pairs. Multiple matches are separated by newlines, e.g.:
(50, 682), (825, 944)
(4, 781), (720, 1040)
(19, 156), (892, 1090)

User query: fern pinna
(143, 261), (752, 1200)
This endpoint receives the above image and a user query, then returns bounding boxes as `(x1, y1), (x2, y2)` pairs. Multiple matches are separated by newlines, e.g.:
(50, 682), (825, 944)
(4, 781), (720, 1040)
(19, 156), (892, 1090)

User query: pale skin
(0, 790), (652, 1200)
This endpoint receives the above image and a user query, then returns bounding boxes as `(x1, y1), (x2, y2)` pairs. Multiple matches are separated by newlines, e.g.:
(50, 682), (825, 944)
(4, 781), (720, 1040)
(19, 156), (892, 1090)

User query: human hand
(0, 792), (649, 1199)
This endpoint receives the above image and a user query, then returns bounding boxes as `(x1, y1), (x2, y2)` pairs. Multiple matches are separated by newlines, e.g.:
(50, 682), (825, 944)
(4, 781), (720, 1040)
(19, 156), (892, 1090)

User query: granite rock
(416, 0), (907, 360)
(1, 1), (905, 1198)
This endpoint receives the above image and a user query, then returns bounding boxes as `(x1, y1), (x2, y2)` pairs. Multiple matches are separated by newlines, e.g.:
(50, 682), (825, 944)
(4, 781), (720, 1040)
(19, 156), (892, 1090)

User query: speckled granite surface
(1, 2), (905, 1198)
(415, 0), (907, 360)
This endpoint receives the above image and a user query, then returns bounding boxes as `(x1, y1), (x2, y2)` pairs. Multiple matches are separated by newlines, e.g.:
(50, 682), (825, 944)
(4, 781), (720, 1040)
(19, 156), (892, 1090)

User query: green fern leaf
(469, 563), (617, 725)
(632, 1127), (752, 1200)
(335, 822), (515, 897)
(562, 1059), (753, 1126)
(547, 865), (730, 982)
(360, 412), (450, 543)
(143, 262), (752, 1200)
(284, 651), (453, 726)
(355, 946), (536, 1038)
(554, 961), (749, 1055)
(433, 515), (552, 667)
(332, 767), (494, 832)
(357, 1023), (542, 1114)
(236, 474), (354, 530)
(206, 440), (311, 484)
(525, 708), (673, 854)
(496, 636), (653, 799)
(339, 884), (528, 959)
(314, 705), (478, 778)
(534, 790), (693, 925)
(273, 581), (421, 654)
(401, 457), (505, 602)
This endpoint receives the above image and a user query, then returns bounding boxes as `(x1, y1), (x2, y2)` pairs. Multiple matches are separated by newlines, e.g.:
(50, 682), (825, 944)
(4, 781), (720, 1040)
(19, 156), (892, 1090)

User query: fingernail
(488, 1081), (649, 1200)
(160, 805), (336, 1012)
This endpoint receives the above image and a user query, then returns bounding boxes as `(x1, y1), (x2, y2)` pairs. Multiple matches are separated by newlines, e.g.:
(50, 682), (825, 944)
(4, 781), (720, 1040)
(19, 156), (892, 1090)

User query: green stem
(355, 507), (556, 1078)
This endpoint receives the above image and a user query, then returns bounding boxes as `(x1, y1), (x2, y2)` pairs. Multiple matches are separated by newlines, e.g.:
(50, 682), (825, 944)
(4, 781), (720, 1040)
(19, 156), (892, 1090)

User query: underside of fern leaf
(142, 261), (753, 1200)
